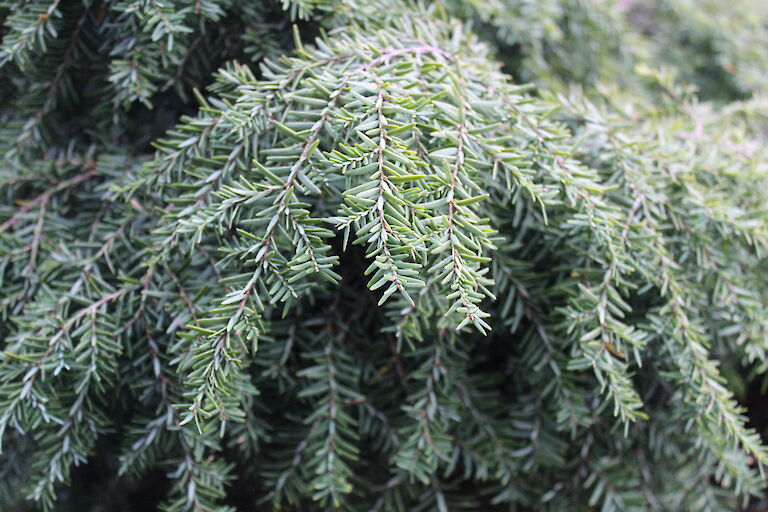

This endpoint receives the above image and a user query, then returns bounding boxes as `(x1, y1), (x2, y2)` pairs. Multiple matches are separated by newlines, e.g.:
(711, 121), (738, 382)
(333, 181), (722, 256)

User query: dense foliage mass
(1, 1), (768, 510)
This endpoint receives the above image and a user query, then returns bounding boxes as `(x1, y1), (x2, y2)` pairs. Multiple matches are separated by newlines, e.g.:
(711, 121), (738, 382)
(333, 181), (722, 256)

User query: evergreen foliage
(1, 0), (768, 510)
